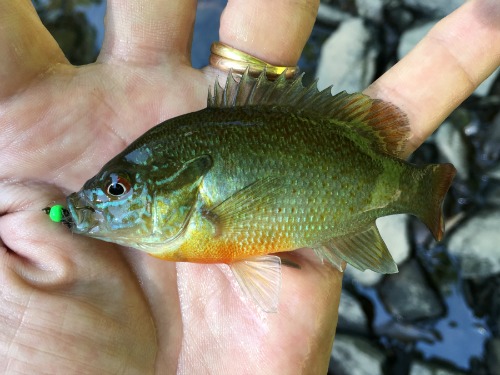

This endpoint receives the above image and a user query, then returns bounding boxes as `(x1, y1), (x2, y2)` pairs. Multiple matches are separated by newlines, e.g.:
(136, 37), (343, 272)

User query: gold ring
(209, 42), (299, 80)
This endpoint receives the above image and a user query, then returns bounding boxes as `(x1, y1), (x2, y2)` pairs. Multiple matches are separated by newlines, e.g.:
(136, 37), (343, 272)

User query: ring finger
(218, 0), (319, 67)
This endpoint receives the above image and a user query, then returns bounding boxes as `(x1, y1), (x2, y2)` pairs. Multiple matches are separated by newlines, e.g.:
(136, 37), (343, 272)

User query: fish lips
(66, 192), (105, 235)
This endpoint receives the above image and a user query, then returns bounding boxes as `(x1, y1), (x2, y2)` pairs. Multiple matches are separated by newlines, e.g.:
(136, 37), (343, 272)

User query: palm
(3, 64), (208, 188)
(2, 0), (498, 373)
(0, 7), (340, 374)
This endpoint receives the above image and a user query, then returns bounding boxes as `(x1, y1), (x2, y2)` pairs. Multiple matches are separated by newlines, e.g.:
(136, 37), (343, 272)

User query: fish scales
(136, 107), (398, 260)
(64, 71), (456, 312)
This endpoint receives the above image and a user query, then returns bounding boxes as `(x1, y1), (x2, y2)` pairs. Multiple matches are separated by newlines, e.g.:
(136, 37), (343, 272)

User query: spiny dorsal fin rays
(208, 69), (411, 158)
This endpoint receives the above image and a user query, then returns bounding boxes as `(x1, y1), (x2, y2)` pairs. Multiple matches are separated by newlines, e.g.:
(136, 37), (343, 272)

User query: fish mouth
(66, 192), (104, 234)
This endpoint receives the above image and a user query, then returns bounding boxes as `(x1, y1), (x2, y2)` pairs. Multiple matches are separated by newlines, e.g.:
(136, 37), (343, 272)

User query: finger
(99, 0), (197, 65)
(364, 0), (500, 157)
(219, 0), (319, 66)
(0, 0), (67, 99)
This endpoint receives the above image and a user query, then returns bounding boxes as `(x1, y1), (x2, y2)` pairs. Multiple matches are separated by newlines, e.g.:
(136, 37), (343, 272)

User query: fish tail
(412, 163), (456, 241)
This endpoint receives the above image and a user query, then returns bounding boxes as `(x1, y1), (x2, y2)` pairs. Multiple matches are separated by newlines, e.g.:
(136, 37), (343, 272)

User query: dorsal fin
(208, 70), (410, 158)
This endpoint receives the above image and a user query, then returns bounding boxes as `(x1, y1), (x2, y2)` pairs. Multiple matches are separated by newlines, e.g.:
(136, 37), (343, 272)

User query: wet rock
(385, 5), (414, 31)
(337, 290), (369, 334)
(375, 320), (438, 343)
(316, 18), (378, 93)
(398, 21), (436, 59)
(355, 0), (384, 23)
(330, 334), (385, 375)
(488, 164), (500, 180)
(401, 0), (465, 18)
(317, 3), (352, 24)
(448, 209), (500, 278)
(486, 338), (500, 375)
(379, 259), (445, 320)
(409, 360), (466, 375)
(377, 214), (411, 265)
(463, 275), (500, 337)
(345, 214), (411, 286)
(346, 267), (383, 286)
(319, 0), (358, 15)
(434, 114), (471, 180)
(485, 183), (500, 206)
(41, 12), (98, 65)
(478, 111), (500, 170)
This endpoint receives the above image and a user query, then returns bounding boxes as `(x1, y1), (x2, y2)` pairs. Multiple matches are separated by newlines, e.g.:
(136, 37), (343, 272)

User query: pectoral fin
(208, 177), (283, 236)
(316, 224), (398, 274)
(229, 255), (282, 313)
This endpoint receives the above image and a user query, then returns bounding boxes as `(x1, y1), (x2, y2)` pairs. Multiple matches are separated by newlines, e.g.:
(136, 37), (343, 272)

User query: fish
(65, 71), (456, 312)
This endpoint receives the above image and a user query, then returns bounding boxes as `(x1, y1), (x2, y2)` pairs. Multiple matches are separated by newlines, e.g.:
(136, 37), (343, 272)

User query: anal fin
(312, 246), (346, 272)
(318, 224), (398, 274)
(229, 255), (282, 313)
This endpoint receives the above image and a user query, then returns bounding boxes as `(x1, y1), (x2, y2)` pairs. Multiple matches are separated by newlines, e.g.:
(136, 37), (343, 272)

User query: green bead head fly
(43, 204), (73, 228)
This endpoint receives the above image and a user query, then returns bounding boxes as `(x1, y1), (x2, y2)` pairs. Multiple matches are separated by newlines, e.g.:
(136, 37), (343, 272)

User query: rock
(488, 164), (500, 180)
(378, 259), (445, 320)
(448, 209), (500, 278)
(375, 320), (438, 343)
(345, 215), (411, 286)
(317, 3), (353, 24)
(377, 214), (411, 265)
(401, 0), (465, 18)
(479, 111), (500, 169)
(319, 0), (358, 14)
(330, 334), (385, 375)
(337, 290), (369, 334)
(487, 164), (500, 181)
(346, 267), (383, 286)
(398, 21), (437, 59)
(463, 275), (500, 336)
(409, 360), (466, 375)
(434, 115), (471, 180)
(385, 5), (414, 31)
(486, 338), (500, 375)
(316, 18), (378, 93)
(42, 12), (99, 65)
(485, 183), (500, 206)
(355, 0), (384, 22)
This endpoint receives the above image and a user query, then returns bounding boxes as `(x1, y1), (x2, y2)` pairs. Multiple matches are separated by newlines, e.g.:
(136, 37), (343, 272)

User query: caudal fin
(415, 163), (456, 241)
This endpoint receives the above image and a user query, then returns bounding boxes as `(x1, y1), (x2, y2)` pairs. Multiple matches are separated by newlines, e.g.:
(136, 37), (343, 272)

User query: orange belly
(167, 230), (296, 264)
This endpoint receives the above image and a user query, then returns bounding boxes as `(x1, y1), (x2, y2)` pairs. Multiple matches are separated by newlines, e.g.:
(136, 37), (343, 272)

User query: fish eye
(105, 173), (132, 199)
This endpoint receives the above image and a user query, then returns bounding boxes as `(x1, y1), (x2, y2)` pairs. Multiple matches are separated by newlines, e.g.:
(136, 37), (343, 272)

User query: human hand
(0, 0), (498, 374)
(1, 1), (338, 374)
